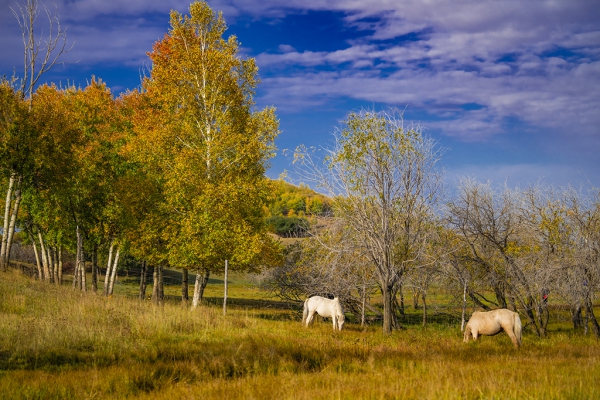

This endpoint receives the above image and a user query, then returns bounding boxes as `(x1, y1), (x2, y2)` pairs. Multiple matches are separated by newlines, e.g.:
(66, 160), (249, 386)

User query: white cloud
(245, 0), (600, 145)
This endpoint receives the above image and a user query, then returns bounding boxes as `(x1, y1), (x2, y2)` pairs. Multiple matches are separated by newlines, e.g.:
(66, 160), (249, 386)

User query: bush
(266, 216), (309, 237)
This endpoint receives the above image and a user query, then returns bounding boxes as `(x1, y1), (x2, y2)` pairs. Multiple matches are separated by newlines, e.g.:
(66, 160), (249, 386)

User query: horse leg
(305, 310), (315, 327)
(302, 300), (308, 325)
(503, 324), (520, 348)
(464, 327), (472, 343)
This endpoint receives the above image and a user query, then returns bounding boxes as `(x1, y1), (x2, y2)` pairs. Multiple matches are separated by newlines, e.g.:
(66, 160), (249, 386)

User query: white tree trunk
(28, 228), (43, 279)
(72, 242), (79, 289)
(5, 180), (22, 266)
(47, 245), (55, 283)
(37, 230), (50, 282)
(103, 239), (115, 295)
(76, 225), (86, 291)
(57, 246), (63, 284)
(108, 247), (120, 295)
(192, 271), (202, 310)
(0, 174), (15, 270)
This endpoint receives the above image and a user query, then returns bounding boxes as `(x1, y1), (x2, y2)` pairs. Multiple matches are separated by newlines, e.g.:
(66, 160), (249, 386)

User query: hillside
(265, 180), (332, 238)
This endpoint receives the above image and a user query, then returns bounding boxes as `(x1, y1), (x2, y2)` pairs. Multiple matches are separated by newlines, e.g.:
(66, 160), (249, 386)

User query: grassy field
(0, 268), (599, 399)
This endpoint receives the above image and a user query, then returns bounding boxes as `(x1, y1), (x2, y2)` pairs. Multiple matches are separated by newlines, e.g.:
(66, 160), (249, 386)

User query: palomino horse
(464, 309), (522, 348)
(302, 296), (345, 331)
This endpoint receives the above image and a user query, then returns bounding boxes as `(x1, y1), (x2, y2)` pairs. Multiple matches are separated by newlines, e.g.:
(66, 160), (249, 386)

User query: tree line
(1, 1), (282, 305)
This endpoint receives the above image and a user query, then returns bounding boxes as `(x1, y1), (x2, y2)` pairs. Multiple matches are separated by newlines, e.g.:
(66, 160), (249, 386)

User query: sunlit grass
(1, 269), (599, 399)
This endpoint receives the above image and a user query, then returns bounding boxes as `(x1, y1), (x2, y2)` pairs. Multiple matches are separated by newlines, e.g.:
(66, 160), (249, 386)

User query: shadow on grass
(202, 297), (301, 310)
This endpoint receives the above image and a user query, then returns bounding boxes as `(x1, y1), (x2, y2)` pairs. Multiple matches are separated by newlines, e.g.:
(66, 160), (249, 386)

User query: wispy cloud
(248, 0), (600, 145)
(1, 0), (598, 186)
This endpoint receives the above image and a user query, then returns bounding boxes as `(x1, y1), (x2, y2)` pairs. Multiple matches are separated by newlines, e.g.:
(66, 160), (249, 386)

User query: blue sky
(1, 0), (599, 188)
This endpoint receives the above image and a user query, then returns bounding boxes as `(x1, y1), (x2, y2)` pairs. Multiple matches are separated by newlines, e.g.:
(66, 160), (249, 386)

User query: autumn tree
(19, 83), (77, 282)
(294, 108), (444, 334)
(127, 1), (281, 307)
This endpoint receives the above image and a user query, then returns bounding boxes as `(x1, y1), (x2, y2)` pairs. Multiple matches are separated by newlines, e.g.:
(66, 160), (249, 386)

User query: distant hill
(265, 180), (332, 238)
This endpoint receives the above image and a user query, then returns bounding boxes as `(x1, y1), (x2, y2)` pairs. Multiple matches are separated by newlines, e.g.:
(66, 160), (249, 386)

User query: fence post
(223, 260), (228, 316)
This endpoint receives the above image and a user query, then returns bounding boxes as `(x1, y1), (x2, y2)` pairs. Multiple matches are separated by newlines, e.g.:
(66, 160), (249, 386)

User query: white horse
(302, 296), (345, 331)
(464, 309), (522, 348)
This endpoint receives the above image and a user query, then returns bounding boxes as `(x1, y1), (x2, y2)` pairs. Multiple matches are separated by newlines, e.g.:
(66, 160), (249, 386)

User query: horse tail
(513, 312), (522, 347)
(302, 298), (309, 325)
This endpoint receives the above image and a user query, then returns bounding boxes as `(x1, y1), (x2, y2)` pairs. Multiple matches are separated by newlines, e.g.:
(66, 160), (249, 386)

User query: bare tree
(562, 188), (600, 337)
(262, 220), (380, 323)
(11, 0), (73, 101)
(448, 180), (570, 338)
(293, 108), (444, 334)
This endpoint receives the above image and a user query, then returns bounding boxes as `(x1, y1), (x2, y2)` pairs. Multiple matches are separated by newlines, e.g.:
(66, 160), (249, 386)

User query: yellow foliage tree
(127, 1), (282, 306)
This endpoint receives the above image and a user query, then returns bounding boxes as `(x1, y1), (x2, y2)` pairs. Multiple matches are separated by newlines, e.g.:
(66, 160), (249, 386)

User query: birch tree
(128, 1), (282, 308)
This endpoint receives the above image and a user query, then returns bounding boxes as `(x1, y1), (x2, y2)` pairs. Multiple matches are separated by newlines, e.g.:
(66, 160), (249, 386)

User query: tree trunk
(91, 246), (98, 292)
(461, 280), (467, 332)
(536, 297), (549, 338)
(46, 246), (54, 283)
(412, 290), (419, 309)
(158, 265), (164, 305)
(72, 245), (79, 289)
(152, 266), (159, 305)
(521, 297), (541, 337)
(38, 230), (50, 282)
(51, 246), (59, 284)
(77, 225), (86, 292)
(198, 268), (210, 301)
(139, 260), (148, 300)
(398, 285), (405, 321)
(192, 271), (201, 309)
(28, 227), (43, 280)
(107, 248), (120, 295)
(103, 239), (115, 295)
(361, 284), (367, 327)
(5, 180), (22, 267)
(422, 291), (428, 327)
(0, 173), (15, 271)
(181, 267), (189, 304)
(382, 284), (397, 334)
(585, 297), (600, 338)
(571, 304), (583, 330)
(192, 267), (210, 309)
(57, 246), (63, 285)
(223, 260), (228, 316)
(52, 246), (58, 283)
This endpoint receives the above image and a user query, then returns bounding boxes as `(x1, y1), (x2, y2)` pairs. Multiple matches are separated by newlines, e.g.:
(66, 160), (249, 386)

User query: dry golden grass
(0, 268), (599, 399)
